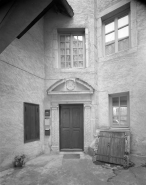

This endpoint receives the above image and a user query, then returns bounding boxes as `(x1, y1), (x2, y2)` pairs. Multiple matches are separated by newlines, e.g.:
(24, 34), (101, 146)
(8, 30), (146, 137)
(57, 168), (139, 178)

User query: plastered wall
(0, 19), (45, 170)
(96, 0), (146, 155)
(1, 0), (146, 170)
(44, 0), (98, 152)
(44, 0), (146, 156)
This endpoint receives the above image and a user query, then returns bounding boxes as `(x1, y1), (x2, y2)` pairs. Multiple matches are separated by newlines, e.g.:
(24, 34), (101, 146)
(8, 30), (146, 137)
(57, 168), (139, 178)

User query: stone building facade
(0, 0), (146, 169)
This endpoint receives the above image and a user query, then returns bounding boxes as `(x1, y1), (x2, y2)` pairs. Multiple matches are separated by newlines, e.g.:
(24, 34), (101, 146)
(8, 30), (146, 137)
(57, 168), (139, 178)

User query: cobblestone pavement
(0, 154), (146, 185)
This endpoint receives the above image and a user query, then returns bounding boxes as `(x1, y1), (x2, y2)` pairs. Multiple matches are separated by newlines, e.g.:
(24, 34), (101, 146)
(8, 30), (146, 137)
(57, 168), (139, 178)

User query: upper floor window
(59, 33), (85, 69)
(103, 9), (130, 56)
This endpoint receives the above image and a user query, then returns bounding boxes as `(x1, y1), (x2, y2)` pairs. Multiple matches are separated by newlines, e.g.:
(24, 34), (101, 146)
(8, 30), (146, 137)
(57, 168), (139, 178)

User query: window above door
(58, 29), (85, 69)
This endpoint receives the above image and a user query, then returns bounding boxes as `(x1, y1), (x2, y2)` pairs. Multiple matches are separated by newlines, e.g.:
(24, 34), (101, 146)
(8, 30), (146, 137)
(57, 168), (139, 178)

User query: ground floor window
(24, 103), (40, 143)
(109, 92), (129, 128)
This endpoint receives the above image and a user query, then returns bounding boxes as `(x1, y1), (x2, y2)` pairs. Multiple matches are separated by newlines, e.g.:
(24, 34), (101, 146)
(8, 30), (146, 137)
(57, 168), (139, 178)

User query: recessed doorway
(59, 104), (84, 151)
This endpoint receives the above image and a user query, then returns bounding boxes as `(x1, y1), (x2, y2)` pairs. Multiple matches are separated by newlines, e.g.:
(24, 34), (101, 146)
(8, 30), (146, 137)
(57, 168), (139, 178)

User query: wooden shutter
(24, 103), (40, 143)
(24, 104), (28, 141)
(35, 105), (40, 139)
(95, 131), (129, 165)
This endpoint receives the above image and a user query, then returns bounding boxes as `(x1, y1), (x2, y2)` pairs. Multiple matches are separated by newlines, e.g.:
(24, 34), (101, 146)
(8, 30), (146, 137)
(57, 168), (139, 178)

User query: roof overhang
(53, 0), (74, 18)
(0, 0), (74, 53)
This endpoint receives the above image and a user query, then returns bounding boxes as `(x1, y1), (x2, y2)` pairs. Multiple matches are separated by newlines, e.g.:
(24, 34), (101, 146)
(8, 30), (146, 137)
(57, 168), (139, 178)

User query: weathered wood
(95, 131), (129, 165)
(0, 0), (53, 53)
(60, 104), (83, 150)
(24, 103), (40, 143)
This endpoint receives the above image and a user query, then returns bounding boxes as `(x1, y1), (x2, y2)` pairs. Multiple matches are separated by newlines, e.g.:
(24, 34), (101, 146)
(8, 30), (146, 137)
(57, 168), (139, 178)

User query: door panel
(60, 104), (83, 150)
(109, 132), (125, 164)
(72, 131), (80, 148)
(61, 108), (70, 128)
(72, 107), (80, 128)
(96, 132), (111, 162)
(61, 130), (71, 149)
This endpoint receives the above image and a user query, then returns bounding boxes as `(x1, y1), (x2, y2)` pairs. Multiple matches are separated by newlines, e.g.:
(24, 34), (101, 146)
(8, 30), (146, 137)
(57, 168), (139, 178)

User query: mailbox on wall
(45, 110), (50, 117)
(44, 118), (50, 136)
(44, 109), (50, 136)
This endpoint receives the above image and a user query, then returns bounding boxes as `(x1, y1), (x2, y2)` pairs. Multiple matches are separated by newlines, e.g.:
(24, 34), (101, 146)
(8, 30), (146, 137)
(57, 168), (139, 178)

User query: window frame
(24, 102), (40, 143)
(109, 92), (130, 128)
(103, 9), (130, 56)
(58, 32), (85, 69)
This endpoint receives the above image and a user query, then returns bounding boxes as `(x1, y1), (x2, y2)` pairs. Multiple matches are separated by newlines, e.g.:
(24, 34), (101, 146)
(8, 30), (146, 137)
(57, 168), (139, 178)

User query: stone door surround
(47, 78), (94, 152)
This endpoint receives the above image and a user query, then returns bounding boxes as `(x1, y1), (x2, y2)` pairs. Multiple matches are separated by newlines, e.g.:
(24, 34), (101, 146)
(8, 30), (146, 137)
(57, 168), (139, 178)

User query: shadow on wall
(135, 0), (146, 6)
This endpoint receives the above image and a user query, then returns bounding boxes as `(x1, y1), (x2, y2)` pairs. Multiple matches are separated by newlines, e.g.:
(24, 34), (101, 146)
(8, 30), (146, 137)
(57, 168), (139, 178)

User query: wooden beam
(60, 0), (74, 17)
(0, 0), (52, 53)
(17, 0), (74, 39)
(17, 2), (53, 39)
(0, 0), (15, 24)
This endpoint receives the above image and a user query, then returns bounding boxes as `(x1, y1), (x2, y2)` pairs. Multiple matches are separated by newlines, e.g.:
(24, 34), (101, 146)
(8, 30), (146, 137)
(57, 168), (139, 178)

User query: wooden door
(96, 131), (125, 165)
(60, 104), (83, 151)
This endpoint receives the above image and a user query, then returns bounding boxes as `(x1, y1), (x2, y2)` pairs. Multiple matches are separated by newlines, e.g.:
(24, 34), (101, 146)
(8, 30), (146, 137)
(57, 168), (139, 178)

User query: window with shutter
(24, 103), (40, 143)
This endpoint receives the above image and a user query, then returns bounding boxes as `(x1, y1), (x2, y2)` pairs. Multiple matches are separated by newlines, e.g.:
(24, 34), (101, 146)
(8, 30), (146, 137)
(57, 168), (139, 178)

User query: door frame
(59, 104), (84, 151)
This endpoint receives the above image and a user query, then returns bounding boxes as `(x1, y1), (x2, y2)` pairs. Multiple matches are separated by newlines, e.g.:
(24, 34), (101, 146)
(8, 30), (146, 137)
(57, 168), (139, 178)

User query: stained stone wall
(51, 106), (59, 151)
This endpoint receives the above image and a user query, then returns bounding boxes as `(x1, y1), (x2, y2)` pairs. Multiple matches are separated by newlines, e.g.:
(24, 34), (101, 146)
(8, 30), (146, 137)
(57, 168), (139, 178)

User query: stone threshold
(59, 151), (85, 159)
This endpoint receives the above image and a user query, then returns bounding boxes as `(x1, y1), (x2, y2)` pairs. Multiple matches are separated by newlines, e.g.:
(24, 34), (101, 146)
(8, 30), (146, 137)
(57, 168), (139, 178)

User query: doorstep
(59, 151), (85, 159)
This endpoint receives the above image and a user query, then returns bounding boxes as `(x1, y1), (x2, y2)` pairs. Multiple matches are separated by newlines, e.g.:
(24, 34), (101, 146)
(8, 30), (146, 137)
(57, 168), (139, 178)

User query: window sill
(58, 67), (93, 73)
(99, 46), (137, 62)
(110, 127), (130, 131)
(24, 138), (40, 144)
(61, 67), (84, 71)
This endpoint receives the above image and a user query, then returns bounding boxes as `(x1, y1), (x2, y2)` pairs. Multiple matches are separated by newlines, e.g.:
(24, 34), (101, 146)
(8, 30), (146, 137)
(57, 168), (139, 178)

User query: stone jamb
(51, 105), (59, 152)
(53, 29), (58, 68)
(85, 28), (89, 68)
(84, 104), (92, 151)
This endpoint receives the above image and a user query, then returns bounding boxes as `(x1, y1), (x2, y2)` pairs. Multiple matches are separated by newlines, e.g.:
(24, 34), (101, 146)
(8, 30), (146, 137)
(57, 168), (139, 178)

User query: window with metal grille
(24, 103), (40, 143)
(59, 34), (85, 68)
(103, 9), (130, 56)
(109, 93), (129, 128)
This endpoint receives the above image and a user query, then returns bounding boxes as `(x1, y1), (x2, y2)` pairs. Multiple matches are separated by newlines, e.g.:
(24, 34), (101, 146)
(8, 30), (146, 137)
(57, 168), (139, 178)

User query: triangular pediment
(47, 78), (94, 95)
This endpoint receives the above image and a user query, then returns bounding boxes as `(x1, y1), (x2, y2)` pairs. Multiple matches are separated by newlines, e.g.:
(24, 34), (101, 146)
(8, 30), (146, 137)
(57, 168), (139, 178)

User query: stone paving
(0, 154), (146, 185)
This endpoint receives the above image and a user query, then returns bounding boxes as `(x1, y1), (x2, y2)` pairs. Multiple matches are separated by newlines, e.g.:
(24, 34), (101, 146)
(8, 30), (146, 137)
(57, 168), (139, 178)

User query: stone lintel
(84, 104), (92, 108)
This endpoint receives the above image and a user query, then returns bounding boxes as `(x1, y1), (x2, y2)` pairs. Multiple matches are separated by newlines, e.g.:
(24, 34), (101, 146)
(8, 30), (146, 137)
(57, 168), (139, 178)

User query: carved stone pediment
(47, 78), (94, 95)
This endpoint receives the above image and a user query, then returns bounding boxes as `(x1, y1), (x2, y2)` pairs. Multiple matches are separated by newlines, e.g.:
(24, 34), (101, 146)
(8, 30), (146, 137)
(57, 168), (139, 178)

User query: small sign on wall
(45, 110), (50, 117)
(44, 119), (50, 136)
(45, 130), (50, 136)
(45, 119), (50, 130)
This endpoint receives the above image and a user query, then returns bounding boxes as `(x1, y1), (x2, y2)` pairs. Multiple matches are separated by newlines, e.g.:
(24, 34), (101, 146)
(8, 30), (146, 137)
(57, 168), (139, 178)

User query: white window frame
(109, 92), (130, 128)
(58, 32), (85, 69)
(103, 9), (130, 56)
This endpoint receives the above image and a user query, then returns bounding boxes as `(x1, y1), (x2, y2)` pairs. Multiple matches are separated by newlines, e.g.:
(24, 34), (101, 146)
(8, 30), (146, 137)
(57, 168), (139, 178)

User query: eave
(0, 0), (74, 53)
